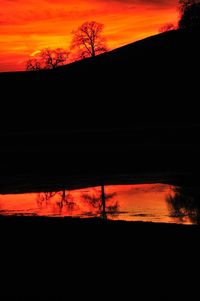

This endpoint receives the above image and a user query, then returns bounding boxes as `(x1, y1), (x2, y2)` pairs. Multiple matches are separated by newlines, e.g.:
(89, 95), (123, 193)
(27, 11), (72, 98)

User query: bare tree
(26, 48), (68, 71)
(26, 58), (41, 71)
(40, 48), (68, 69)
(71, 21), (108, 60)
(159, 23), (176, 33)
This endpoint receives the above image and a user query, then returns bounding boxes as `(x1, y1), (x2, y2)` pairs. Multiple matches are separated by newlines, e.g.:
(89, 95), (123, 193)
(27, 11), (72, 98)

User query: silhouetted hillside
(1, 29), (200, 131)
(1, 30), (199, 300)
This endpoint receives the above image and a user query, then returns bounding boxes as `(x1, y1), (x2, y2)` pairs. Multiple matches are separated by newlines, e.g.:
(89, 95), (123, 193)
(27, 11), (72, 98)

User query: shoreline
(0, 171), (193, 195)
(0, 214), (198, 226)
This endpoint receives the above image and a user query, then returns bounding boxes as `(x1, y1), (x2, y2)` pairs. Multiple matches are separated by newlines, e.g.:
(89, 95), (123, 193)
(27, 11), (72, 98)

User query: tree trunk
(62, 189), (66, 201)
(101, 184), (107, 219)
(91, 44), (95, 57)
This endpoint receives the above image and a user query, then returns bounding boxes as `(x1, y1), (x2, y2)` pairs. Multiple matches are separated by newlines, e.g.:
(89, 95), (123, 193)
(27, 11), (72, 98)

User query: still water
(0, 183), (194, 224)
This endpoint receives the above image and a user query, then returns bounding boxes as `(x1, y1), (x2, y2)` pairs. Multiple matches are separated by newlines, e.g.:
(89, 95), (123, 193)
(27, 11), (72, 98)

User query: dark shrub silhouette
(178, 0), (200, 29)
(167, 186), (200, 224)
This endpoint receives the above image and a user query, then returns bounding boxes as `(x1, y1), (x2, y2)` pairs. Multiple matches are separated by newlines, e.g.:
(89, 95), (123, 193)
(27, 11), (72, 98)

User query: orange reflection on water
(0, 184), (193, 224)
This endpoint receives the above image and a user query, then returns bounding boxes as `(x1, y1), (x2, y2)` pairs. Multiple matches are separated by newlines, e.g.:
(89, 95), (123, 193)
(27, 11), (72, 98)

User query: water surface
(0, 183), (194, 224)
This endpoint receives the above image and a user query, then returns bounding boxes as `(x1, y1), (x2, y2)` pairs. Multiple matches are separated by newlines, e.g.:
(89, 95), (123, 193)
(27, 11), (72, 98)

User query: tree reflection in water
(82, 184), (119, 219)
(36, 192), (57, 207)
(36, 190), (76, 215)
(167, 186), (200, 224)
(36, 186), (119, 218)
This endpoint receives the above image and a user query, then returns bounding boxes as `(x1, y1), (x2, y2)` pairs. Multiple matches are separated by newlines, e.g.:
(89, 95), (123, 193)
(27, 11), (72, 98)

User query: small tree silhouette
(82, 184), (119, 219)
(178, 0), (200, 29)
(71, 21), (108, 60)
(26, 48), (68, 71)
(26, 58), (42, 71)
(159, 23), (176, 33)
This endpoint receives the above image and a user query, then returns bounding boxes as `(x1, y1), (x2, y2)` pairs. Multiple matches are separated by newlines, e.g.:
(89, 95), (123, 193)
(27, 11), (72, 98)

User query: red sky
(0, 0), (178, 72)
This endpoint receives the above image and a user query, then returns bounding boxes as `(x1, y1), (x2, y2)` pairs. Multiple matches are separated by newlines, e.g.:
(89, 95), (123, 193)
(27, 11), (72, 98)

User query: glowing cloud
(30, 50), (41, 57)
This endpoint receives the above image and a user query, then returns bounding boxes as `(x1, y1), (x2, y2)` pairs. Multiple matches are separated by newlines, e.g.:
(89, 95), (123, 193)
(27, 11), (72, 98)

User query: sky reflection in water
(0, 184), (194, 224)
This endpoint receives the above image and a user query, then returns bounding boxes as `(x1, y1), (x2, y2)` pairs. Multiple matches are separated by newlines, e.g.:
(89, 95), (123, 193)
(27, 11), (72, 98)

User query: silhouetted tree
(36, 192), (57, 207)
(159, 23), (176, 33)
(167, 186), (200, 224)
(178, 0), (200, 29)
(179, 0), (198, 12)
(56, 189), (75, 211)
(26, 58), (41, 71)
(71, 21), (108, 59)
(36, 189), (75, 212)
(26, 48), (68, 71)
(82, 184), (119, 219)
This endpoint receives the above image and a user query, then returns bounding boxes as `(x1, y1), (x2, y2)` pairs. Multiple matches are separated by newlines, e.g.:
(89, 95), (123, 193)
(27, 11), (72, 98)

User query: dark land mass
(1, 122), (200, 194)
(0, 29), (200, 298)
(1, 215), (199, 298)
(1, 29), (200, 130)
(0, 29), (200, 189)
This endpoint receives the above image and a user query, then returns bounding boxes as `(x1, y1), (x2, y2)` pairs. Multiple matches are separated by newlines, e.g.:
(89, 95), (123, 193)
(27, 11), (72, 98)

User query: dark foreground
(1, 29), (200, 298)
(1, 29), (200, 193)
(1, 123), (200, 194)
(1, 29), (200, 131)
(1, 215), (199, 299)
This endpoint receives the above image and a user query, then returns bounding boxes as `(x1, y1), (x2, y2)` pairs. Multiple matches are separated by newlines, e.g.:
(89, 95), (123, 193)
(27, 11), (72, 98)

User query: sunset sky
(0, 0), (178, 72)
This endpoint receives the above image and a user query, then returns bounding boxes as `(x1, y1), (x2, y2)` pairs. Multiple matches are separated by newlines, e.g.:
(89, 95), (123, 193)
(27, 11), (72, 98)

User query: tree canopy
(71, 21), (108, 59)
(26, 48), (68, 71)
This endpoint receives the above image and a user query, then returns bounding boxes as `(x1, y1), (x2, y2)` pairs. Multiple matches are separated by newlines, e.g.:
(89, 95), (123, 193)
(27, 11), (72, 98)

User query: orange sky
(0, 0), (178, 72)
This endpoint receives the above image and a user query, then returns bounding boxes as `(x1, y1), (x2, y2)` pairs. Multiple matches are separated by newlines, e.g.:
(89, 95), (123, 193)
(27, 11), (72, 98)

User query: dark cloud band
(101, 0), (176, 6)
